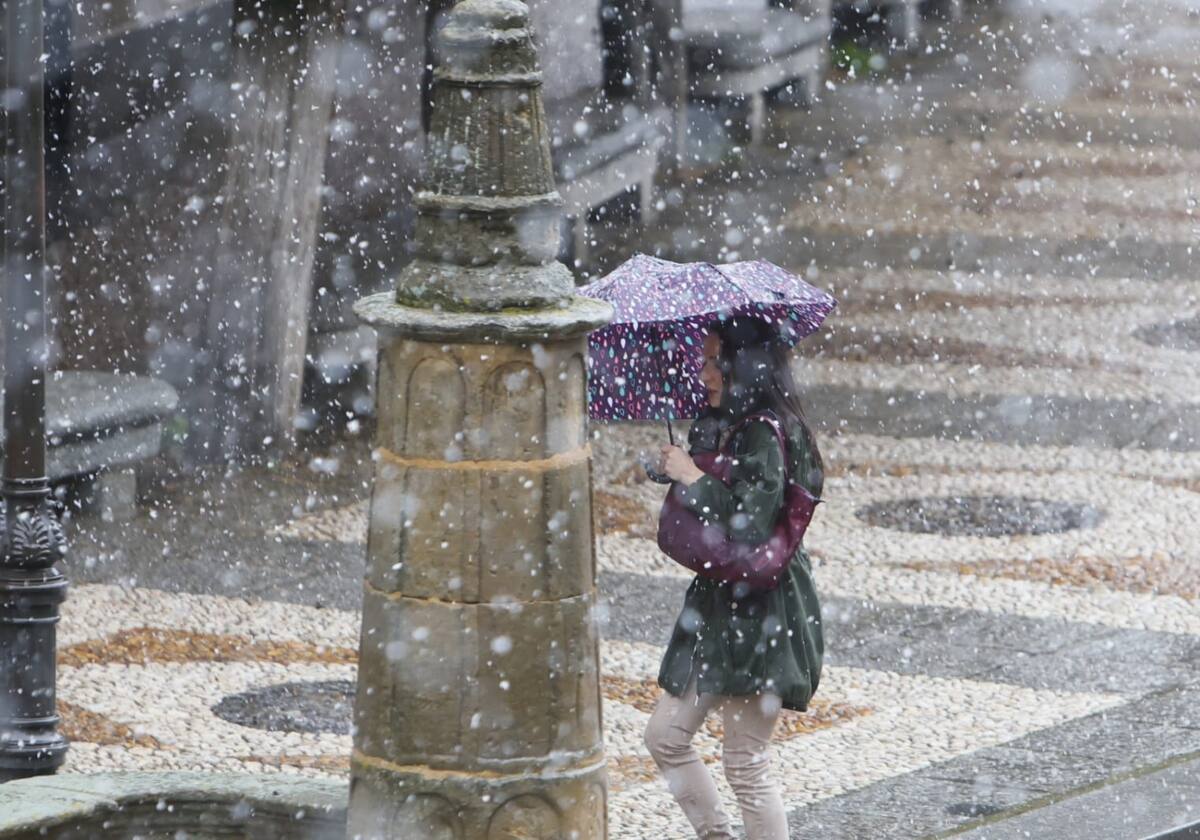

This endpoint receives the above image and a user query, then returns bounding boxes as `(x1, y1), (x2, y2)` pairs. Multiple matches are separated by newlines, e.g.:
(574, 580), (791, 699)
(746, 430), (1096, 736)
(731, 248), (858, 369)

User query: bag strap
(720, 410), (825, 501)
(724, 410), (792, 484)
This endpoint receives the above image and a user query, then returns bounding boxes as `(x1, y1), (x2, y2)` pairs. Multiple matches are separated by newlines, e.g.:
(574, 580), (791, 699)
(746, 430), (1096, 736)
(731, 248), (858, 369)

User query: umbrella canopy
(580, 254), (836, 421)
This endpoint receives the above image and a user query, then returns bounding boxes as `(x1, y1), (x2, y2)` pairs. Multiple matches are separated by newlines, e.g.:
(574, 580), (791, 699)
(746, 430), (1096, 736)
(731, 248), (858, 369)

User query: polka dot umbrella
(580, 253), (836, 438)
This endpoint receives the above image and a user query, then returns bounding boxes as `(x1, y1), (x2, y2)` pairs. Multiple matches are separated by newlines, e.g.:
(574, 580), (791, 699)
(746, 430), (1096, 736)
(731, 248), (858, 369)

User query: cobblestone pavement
(52, 0), (1200, 838)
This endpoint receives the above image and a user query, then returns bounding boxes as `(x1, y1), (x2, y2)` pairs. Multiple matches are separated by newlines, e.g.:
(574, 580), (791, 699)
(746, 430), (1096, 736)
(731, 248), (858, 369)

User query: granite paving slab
(947, 756), (1200, 840)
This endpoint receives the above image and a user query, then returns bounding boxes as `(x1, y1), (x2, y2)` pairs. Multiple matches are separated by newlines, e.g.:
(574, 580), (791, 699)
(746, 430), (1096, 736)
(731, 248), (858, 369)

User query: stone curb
(0, 772), (348, 838)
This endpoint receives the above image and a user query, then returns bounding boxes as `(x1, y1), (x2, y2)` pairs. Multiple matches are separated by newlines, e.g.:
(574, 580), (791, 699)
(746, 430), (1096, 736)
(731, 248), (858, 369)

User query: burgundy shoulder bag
(656, 412), (819, 590)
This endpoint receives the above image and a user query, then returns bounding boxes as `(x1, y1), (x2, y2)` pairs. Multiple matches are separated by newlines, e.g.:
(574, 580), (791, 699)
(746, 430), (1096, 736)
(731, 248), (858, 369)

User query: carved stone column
(347, 1), (612, 837)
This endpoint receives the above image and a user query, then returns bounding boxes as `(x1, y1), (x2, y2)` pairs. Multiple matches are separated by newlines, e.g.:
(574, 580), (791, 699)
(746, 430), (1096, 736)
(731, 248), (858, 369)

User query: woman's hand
(659, 445), (706, 486)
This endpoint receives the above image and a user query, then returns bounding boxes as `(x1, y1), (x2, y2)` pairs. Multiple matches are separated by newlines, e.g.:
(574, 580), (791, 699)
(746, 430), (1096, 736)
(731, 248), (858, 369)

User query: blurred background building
(43, 0), (942, 467)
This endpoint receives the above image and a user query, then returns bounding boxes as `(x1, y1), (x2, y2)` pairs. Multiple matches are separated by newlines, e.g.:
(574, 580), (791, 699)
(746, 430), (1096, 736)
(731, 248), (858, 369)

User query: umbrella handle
(667, 417), (675, 446)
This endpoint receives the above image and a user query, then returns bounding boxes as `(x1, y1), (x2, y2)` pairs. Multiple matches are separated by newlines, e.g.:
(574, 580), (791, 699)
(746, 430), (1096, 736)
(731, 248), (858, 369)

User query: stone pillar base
(348, 751), (607, 840)
(349, 292), (612, 840)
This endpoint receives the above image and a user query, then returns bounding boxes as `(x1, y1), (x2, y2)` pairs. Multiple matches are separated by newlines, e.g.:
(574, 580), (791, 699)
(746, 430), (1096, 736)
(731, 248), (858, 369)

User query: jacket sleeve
(678, 420), (785, 544)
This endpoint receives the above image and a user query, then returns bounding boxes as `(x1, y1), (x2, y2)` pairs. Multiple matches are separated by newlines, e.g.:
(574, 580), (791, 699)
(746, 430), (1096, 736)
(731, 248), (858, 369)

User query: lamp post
(0, 0), (70, 780)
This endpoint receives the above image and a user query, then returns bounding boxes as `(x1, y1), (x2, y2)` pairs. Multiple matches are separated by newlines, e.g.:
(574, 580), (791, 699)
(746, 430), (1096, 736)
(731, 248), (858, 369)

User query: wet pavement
(53, 0), (1200, 837)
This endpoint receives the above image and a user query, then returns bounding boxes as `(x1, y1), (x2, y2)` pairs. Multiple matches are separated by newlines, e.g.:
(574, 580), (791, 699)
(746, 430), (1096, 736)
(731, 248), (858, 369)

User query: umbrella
(580, 253), (836, 441)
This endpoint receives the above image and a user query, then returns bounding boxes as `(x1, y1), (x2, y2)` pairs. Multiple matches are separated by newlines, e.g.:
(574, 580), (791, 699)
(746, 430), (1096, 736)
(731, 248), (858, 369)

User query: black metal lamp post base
(0, 481), (69, 781)
(0, 731), (69, 782)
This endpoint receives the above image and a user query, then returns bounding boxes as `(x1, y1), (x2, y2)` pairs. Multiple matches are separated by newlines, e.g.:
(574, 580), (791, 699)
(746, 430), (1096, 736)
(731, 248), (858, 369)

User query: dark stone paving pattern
(211, 680), (354, 735)
(855, 495), (1104, 538)
(1136, 317), (1200, 353)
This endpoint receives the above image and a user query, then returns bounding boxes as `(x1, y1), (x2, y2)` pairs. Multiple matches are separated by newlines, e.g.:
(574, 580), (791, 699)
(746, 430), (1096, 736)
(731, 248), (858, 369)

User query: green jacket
(657, 415), (824, 712)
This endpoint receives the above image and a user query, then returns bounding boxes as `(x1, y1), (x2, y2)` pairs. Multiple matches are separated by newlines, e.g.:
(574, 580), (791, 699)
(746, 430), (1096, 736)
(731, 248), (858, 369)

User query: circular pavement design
(855, 495), (1105, 538)
(212, 679), (354, 735)
(1134, 316), (1200, 352)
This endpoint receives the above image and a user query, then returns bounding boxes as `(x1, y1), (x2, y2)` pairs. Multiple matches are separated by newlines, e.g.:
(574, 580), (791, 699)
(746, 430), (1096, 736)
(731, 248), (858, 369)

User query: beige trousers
(643, 674), (788, 840)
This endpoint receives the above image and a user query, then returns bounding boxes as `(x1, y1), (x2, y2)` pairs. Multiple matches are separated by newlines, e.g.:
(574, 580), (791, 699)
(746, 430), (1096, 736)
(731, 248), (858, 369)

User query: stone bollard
(347, 1), (613, 837)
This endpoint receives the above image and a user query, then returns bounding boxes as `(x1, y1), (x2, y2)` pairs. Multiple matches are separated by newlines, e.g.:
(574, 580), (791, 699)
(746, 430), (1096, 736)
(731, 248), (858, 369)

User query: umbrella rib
(707, 261), (751, 298)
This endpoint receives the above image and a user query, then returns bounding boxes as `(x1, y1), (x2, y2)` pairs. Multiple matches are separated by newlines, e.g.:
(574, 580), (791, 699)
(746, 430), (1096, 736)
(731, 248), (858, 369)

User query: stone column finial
(395, 0), (574, 312)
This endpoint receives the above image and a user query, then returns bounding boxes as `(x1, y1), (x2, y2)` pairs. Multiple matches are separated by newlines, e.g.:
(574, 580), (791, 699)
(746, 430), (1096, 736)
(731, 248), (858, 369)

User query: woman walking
(645, 316), (825, 840)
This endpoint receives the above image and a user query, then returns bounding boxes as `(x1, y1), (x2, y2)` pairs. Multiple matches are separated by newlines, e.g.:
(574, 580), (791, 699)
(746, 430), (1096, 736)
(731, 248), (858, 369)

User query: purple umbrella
(580, 253), (836, 435)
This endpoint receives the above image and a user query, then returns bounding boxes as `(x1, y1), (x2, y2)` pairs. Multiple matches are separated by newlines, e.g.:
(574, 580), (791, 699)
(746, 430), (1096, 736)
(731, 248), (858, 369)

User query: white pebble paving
(801, 356), (1199, 406)
(63, 743), (337, 779)
(271, 501), (368, 544)
(836, 268), (1196, 309)
(788, 138), (1200, 241)
(825, 433), (1200, 484)
(59, 661), (354, 759)
(61, 584), (360, 649)
(838, 300), (1198, 373)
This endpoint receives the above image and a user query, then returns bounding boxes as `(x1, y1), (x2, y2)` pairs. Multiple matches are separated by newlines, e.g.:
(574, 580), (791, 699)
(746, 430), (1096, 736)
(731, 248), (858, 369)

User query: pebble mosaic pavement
(57, 412), (1200, 838)
(50, 1), (1200, 838)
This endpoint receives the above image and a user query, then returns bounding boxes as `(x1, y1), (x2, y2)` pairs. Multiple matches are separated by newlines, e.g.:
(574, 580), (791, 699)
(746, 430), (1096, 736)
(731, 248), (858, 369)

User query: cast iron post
(0, 0), (70, 780)
(347, 0), (613, 835)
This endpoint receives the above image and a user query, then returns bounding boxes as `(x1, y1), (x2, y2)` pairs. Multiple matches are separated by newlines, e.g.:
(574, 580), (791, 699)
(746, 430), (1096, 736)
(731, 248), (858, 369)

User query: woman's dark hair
(709, 316), (824, 496)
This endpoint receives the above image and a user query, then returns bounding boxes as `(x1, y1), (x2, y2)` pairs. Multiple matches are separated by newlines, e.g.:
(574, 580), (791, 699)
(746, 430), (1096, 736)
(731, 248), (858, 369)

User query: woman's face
(699, 332), (723, 408)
